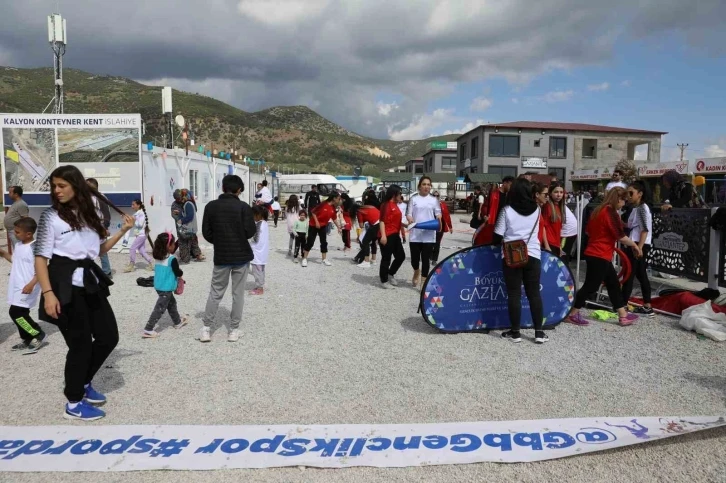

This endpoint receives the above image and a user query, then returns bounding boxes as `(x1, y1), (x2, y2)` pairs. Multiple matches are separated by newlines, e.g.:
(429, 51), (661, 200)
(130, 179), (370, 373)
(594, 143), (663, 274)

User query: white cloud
(542, 90), (574, 103)
(634, 145), (648, 160)
(387, 108), (457, 141)
(443, 118), (486, 136)
(621, 80), (631, 87)
(377, 102), (399, 117)
(587, 82), (610, 91)
(705, 145), (726, 157)
(511, 98), (519, 104)
(237, 0), (331, 26)
(469, 97), (492, 111)
(2, 0), (725, 140)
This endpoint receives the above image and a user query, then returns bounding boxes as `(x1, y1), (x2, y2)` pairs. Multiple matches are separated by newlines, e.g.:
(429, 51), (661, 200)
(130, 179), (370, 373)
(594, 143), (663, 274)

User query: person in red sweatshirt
(567, 187), (642, 327)
(473, 177), (514, 246)
(301, 192), (342, 267)
(378, 185), (406, 289)
(431, 191), (453, 263)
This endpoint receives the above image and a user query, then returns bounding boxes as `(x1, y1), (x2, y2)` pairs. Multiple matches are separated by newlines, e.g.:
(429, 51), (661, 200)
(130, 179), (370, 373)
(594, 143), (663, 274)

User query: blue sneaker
(64, 401), (106, 421)
(84, 384), (106, 404)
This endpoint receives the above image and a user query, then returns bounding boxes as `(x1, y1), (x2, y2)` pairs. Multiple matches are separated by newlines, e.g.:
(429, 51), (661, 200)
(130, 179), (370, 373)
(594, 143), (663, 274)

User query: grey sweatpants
(145, 291), (181, 331)
(251, 264), (265, 289)
(202, 264), (249, 329)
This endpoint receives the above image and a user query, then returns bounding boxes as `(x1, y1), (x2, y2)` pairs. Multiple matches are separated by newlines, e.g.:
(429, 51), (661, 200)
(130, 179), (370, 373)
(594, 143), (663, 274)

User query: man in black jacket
(199, 175), (257, 343)
(304, 184), (320, 212)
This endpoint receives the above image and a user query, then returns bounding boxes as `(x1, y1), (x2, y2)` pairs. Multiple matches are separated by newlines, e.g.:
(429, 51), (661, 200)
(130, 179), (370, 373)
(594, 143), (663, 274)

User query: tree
(615, 158), (637, 183)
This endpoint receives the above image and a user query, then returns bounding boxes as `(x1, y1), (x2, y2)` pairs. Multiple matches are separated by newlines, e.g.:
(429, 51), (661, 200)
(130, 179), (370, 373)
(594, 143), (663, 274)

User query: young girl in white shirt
(406, 176), (441, 287)
(124, 199), (153, 272)
(249, 205), (270, 295)
(34, 165), (134, 421)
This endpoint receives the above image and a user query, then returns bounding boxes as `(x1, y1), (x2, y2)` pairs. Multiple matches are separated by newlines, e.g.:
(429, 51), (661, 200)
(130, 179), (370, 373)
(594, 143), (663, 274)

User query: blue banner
(421, 246), (575, 332)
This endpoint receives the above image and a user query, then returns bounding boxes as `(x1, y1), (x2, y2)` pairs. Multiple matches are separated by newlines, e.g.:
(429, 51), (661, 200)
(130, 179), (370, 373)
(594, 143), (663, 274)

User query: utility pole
(677, 143), (689, 162)
(46, 14), (67, 114)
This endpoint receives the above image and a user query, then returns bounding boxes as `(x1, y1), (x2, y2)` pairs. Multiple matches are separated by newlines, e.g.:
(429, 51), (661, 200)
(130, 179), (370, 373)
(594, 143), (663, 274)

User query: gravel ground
(0, 217), (725, 482)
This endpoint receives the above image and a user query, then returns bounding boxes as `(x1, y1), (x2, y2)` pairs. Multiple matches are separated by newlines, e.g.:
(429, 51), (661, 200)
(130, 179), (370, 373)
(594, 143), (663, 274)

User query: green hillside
(0, 67), (461, 176)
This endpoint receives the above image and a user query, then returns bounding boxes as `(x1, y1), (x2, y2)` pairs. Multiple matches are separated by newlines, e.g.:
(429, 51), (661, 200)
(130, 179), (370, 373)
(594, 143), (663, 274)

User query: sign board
(695, 157), (726, 174)
(1, 114), (142, 204)
(0, 417), (723, 471)
(421, 246), (574, 331)
(570, 169), (604, 181)
(464, 159), (471, 169)
(521, 157), (548, 169)
(429, 141), (457, 150)
(637, 161), (689, 178)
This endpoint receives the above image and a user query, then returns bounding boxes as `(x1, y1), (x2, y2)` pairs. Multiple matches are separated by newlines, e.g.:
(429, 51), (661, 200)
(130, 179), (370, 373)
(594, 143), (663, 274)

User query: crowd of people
(3, 164), (697, 420)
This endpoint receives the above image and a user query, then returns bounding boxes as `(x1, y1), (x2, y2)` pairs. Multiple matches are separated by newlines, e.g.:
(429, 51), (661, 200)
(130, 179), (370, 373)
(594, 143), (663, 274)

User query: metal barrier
(648, 207), (711, 283)
(570, 201), (720, 290)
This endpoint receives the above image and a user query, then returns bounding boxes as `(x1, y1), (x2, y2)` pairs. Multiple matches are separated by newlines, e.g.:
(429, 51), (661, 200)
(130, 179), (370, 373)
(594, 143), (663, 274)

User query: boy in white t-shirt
(0, 217), (45, 354)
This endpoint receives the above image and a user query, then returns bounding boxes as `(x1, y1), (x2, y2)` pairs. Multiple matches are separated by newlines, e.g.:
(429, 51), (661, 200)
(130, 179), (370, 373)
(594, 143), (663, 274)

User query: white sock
(67, 402), (80, 409)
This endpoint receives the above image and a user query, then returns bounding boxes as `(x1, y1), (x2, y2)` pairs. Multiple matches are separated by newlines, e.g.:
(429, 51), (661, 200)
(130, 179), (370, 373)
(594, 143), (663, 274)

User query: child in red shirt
(301, 192), (343, 267)
(378, 185), (406, 288)
(568, 187), (642, 327)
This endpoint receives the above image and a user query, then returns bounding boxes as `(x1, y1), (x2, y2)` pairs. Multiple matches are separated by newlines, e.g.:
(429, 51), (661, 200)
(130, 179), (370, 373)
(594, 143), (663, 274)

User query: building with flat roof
(405, 157), (424, 174)
(422, 149), (458, 174)
(456, 121), (667, 188)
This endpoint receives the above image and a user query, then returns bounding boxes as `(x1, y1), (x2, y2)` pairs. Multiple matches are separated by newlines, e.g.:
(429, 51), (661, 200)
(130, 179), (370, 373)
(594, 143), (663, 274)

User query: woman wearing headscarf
(174, 189), (205, 263)
(493, 178), (547, 344)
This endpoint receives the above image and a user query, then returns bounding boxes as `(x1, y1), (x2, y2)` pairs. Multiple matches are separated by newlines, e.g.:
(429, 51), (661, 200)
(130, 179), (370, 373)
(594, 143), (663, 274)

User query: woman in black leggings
(494, 178), (547, 344)
(622, 180), (654, 317)
(406, 176), (441, 287)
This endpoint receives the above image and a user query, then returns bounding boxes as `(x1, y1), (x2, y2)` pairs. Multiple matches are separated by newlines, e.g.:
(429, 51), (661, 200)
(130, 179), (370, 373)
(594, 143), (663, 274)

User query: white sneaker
(323, 259), (332, 266)
(199, 326), (211, 343)
(228, 329), (240, 342)
(301, 259), (308, 267)
(293, 258), (299, 264)
(381, 281), (395, 289)
(357, 261), (371, 268)
(370, 260), (377, 266)
(388, 275), (399, 286)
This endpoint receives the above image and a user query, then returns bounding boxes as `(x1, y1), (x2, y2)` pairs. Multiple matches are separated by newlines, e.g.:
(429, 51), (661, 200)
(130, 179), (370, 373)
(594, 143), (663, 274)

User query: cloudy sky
(1, 0), (725, 159)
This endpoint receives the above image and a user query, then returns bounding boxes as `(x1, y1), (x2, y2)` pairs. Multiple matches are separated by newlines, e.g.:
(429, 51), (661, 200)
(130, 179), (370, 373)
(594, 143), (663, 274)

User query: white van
(277, 174), (348, 206)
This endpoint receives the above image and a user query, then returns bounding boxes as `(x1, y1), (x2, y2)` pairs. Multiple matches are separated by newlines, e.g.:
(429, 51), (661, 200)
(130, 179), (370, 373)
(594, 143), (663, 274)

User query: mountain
(0, 66), (460, 176)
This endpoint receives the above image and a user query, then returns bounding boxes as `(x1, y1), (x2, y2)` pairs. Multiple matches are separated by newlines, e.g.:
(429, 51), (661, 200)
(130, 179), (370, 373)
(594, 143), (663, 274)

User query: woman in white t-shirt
(622, 180), (654, 317)
(406, 176), (442, 287)
(494, 178), (548, 345)
(34, 165), (134, 421)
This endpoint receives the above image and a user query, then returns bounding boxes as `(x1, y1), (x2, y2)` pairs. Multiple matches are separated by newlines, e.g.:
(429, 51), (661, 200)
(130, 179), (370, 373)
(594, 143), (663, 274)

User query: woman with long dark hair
(541, 182), (565, 256)
(301, 191), (343, 267)
(622, 180), (654, 317)
(406, 176), (441, 287)
(34, 165), (134, 420)
(494, 178), (547, 344)
(567, 187), (642, 327)
(378, 185), (406, 289)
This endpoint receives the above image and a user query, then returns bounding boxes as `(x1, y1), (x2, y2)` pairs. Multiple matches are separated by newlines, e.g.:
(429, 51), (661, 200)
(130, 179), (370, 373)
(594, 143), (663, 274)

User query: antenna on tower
(46, 13), (67, 114)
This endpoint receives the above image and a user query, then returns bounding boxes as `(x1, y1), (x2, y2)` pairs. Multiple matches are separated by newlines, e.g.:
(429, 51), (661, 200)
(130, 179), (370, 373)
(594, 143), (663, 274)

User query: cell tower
(46, 14), (67, 114)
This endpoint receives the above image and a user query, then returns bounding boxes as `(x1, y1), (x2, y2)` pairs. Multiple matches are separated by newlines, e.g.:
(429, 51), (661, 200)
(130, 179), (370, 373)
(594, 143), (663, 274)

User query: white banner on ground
(0, 417), (723, 472)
